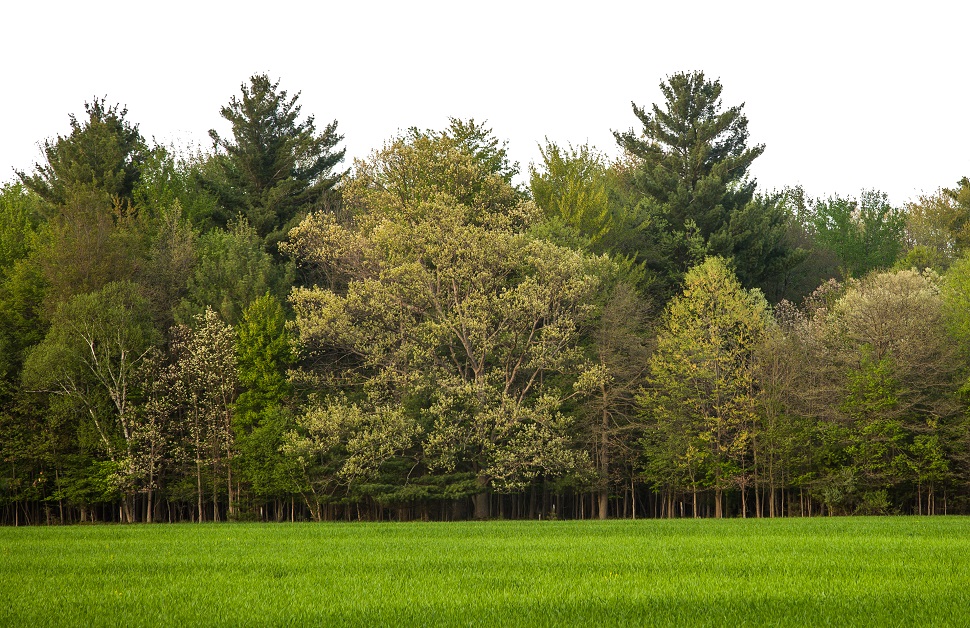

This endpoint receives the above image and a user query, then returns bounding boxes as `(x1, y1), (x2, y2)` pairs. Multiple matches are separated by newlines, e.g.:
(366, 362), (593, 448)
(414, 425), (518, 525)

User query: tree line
(2, 71), (970, 524)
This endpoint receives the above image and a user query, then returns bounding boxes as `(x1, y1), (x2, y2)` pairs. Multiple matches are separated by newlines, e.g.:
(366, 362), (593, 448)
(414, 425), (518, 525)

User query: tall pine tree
(206, 74), (346, 251)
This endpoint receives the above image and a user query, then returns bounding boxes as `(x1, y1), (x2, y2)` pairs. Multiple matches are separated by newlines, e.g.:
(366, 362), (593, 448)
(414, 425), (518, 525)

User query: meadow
(1, 517), (968, 626)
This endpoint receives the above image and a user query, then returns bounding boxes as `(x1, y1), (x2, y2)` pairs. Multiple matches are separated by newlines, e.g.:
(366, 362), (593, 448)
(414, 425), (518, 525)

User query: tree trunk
(599, 390), (609, 520)
(196, 457), (204, 522)
(472, 492), (490, 519)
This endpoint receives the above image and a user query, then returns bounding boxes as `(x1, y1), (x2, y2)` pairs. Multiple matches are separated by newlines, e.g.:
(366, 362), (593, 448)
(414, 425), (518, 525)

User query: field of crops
(1, 517), (968, 626)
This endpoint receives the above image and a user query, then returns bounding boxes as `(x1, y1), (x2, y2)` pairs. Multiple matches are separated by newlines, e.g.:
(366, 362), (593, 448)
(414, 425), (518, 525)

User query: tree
(0, 184), (44, 394)
(614, 71), (764, 242)
(170, 308), (238, 521)
(206, 74), (346, 250)
(234, 294), (299, 509)
(31, 190), (145, 317)
(530, 141), (614, 249)
(710, 192), (808, 298)
(341, 121), (521, 223)
(17, 99), (146, 207)
(584, 282), (652, 519)
(176, 219), (292, 326)
(611, 72), (801, 298)
(639, 257), (771, 517)
(287, 127), (602, 518)
(793, 270), (960, 513)
(435, 118), (519, 184)
(22, 281), (160, 522)
(0, 184), (40, 272)
(902, 183), (970, 270)
(810, 190), (905, 278)
(132, 144), (220, 230)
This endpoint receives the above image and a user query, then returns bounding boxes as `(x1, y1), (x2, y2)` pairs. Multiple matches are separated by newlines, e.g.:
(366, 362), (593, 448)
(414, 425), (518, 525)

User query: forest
(2, 71), (970, 524)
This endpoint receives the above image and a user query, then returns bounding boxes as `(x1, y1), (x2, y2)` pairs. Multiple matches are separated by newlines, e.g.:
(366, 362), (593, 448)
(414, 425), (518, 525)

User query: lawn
(1, 517), (968, 626)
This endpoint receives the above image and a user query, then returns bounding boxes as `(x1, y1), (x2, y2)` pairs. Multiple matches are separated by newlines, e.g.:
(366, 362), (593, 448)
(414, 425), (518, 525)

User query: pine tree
(206, 74), (346, 250)
(614, 71), (764, 238)
(17, 99), (146, 207)
(613, 72), (799, 295)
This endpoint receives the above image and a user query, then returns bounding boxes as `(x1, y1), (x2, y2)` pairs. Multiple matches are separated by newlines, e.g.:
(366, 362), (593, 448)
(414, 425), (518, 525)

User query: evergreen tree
(234, 294), (299, 504)
(614, 71), (764, 240)
(17, 99), (146, 207)
(206, 74), (346, 250)
(613, 72), (796, 295)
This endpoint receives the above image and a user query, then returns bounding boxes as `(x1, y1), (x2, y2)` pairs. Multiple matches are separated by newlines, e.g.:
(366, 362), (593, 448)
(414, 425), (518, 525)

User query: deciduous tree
(639, 257), (771, 517)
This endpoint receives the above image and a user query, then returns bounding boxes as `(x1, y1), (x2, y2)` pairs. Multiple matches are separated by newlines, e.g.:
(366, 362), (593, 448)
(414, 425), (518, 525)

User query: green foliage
(899, 179), (970, 272)
(205, 74), (346, 250)
(342, 122), (522, 225)
(530, 141), (613, 248)
(176, 220), (292, 325)
(234, 294), (298, 500)
(30, 190), (147, 316)
(792, 269), (960, 512)
(810, 190), (905, 278)
(21, 281), (159, 517)
(287, 126), (606, 513)
(434, 118), (519, 184)
(640, 257), (770, 513)
(0, 183), (41, 272)
(16, 99), (146, 207)
(0, 185), (45, 395)
(611, 72), (800, 299)
(710, 192), (808, 296)
(133, 145), (219, 229)
(614, 71), (764, 238)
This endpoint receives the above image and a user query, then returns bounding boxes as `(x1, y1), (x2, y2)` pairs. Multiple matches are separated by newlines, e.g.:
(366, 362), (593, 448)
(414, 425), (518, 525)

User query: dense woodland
(3, 71), (970, 524)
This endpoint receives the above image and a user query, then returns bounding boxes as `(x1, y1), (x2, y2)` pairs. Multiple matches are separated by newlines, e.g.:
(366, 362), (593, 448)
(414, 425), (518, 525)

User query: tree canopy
(4, 72), (970, 524)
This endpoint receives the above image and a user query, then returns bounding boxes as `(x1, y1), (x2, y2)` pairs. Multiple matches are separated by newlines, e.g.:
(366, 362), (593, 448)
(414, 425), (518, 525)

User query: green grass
(1, 517), (969, 626)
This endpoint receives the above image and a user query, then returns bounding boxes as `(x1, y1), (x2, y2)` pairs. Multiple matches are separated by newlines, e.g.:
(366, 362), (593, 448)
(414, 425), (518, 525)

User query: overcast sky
(3, 1), (967, 206)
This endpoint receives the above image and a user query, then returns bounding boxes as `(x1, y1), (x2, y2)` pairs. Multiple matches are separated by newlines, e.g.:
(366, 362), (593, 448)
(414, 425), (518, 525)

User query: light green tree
(639, 257), (771, 517)
(529, 141), (613, 248)
(22, 281), (160, 522)
(286, 128), (604, 518)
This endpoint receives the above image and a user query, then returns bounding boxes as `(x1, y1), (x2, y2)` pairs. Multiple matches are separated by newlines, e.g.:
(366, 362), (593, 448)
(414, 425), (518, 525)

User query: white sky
(3, 0), (967, 206)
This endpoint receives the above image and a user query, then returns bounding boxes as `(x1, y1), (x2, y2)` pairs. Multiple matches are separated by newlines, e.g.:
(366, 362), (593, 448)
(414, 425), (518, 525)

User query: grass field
(1, 517), (969, 626)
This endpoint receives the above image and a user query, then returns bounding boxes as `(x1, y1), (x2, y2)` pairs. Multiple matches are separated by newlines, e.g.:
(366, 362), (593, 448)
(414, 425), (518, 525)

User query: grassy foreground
(1, 517), (969, 626)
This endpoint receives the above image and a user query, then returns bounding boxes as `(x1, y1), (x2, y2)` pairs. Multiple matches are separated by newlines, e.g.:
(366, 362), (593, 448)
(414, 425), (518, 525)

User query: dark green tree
(432, 118), (519, 184)
(710, 191), (808, 299)
(17, 99), (146, 207)
(614, 71), (764, 241)
(206, 74), (346, 250)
